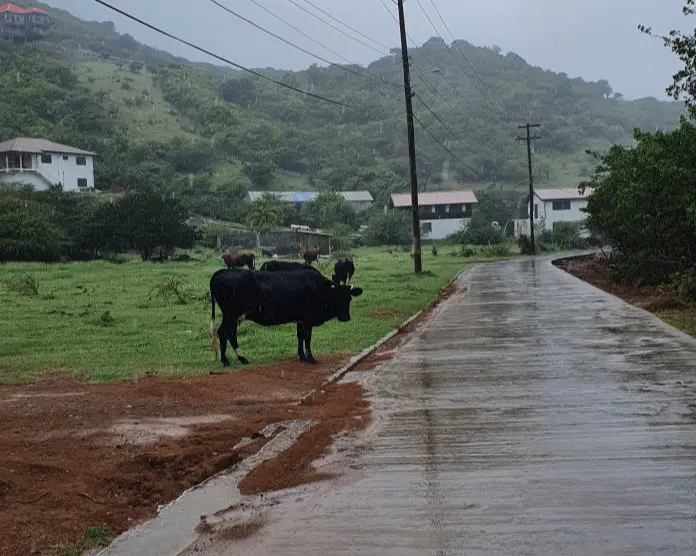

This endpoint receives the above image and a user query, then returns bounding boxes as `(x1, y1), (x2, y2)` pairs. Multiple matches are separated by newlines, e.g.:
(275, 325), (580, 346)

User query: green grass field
(0, 247), (516, 385)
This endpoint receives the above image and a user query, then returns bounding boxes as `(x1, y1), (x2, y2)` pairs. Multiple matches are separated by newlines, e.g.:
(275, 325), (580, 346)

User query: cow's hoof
(221, 359), (231, 367)
(238, 356), (250, 365)
(306, 357), (318, 365)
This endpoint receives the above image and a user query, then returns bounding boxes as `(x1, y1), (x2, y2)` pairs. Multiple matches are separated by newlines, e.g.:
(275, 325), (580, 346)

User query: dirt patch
(366, 306), (401, 319)
(238, 382), (371, 494)
(556, 255), (696, 325)
(217, 516), (266, 541)
(0, 355), (349, 556)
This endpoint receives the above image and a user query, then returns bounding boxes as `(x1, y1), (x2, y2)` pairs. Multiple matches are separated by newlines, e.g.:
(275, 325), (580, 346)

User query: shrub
(458, 212), (503, 245)
(6, 274), (40, 296)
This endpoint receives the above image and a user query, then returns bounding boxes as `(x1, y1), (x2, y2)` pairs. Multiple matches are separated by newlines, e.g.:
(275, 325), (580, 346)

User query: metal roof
(391, 190), (478, 208)
(248, 191), (374, 203)
(0, 3), (48, 14)
(534, 187), (592, 201)
(0, 137), (95, 156)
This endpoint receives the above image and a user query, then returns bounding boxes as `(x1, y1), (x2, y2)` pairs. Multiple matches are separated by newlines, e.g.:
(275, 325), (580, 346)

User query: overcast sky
(47, 0), (690, 100)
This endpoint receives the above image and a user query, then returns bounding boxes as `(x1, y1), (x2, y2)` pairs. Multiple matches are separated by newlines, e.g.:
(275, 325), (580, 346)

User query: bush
(458, 212), (503, 245)
(659, 269), (696, 300)
(362, 211), (412, 246)
(6, 274), (40, 296)
(517, 234), (535, 255)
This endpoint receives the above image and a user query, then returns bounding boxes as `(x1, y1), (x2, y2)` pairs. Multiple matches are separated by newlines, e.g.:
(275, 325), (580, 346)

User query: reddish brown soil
(555, 254), (687, 312)
(216, 517), (266, 541)
(0, 356), (353, 556)
(238, 382), (371, 494)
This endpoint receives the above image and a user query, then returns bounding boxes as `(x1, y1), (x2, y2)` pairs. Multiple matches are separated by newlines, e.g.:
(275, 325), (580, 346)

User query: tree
(300, 191), (356, 229)
(640, 1), (696, 114)
(362, 211), (411, 246)
(98, 189), (197, 260)
(458, 211), (504, 245)
(246, 192), (285, 247)
(581, 119), (696, 282)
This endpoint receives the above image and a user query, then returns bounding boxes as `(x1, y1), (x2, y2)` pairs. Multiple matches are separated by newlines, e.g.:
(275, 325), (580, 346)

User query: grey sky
(47, 0), (689, 100)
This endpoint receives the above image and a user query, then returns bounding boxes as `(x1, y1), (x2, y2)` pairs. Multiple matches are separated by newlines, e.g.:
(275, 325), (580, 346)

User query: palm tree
(246, 192), (284, 248)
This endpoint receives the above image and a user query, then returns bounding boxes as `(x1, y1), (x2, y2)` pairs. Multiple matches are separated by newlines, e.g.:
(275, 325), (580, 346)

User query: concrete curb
(298, 266), (472, 403)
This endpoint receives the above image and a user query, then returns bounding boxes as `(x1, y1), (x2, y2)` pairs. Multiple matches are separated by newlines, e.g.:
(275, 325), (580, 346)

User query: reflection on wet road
(236, 257), (696, 555)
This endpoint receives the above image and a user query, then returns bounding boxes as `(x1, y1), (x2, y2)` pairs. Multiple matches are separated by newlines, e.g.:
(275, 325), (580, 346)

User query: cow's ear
(331, 274), (340, 285)
(350, 287), (363, 297)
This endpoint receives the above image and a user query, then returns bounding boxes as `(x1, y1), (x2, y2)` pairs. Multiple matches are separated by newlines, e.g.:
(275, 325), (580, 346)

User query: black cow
(259, 260), (312, 272)
(261, 248), (275, 258)
(332, 257), (355, 285)
(209, 268), (363, 366)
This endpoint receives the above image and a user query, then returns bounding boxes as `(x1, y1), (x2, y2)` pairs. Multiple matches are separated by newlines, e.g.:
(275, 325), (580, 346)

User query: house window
(534, 204), (539, 219)
(77, 178), (88, 188)
(552, 199), (571, 211)
(40, 154), (52, 164)
(76, 156), (87, 166)
(63, 155), (69, 160)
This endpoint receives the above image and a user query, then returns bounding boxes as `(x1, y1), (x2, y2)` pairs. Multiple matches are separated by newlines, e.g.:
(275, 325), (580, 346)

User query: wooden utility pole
(396, 0), (422, 273)
(517, 123), (541, 255)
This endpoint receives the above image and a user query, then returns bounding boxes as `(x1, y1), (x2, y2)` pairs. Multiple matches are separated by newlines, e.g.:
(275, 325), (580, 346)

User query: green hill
(0, 2), (686, 208)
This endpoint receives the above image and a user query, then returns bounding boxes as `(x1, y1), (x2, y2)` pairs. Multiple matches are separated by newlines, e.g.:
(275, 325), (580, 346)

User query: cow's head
(333, 284), (363, 322)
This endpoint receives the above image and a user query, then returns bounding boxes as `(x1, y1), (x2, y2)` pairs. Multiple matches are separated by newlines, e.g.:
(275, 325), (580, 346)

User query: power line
(427, 0), (505, 111)
(207, 0), (402, 89)
(414, 93), (463, 144)
(411, 63), (459, 122)
(413, 113), (472, 171)
(413, 0), (501, 111)
(91, 0), (360, 109)
(295, 0), (393, 52)
(285, 0), (389, 56)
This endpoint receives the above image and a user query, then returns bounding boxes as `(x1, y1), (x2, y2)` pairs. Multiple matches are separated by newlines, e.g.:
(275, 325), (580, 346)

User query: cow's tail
(210, 288), (218, 361)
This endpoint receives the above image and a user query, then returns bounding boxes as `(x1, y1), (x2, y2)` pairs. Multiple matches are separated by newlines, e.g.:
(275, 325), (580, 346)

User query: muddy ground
(0, 279), (459, 555)
(556, 254), (696, 317)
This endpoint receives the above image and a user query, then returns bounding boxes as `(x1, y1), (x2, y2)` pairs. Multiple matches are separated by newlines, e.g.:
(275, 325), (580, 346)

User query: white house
(390, 190), (478, 240)
(515, 187), (592, 236)
(0, 137), (96, 191)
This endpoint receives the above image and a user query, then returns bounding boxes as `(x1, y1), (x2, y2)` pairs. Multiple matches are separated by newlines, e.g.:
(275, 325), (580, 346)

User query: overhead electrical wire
(295, 0), (393, 52)
(285, 0), (389, 56)
(91, 0), (361, 109)
(413, 114), (477, 174)
(414, 93), (464, 144)
(207, 0), (402, 89)
(427, 0), (502, 106)
(413, 0), (503, 111)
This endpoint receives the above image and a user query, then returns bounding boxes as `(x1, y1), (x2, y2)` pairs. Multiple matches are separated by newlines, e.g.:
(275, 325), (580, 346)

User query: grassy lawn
(0, 247), (513, 385)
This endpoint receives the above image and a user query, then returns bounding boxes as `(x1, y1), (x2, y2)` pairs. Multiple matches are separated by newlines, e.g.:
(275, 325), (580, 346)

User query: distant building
(390, 190), (478, 240)
(0, 137), (96, 191)
(514, 187), (592, 237)
(248, 190), (374, 213)
(0, 3), (51, 42)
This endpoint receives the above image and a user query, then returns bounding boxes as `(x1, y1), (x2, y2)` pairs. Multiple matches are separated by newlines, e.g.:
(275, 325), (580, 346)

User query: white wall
(421, 218), (470, 240)
(533, 197), (588, 230)
(36, 152), (95, 191)
(0, 171), (48, 190)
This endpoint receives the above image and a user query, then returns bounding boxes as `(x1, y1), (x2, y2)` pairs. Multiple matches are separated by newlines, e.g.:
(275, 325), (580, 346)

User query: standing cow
(303, 249), (321, 265)
(209, 268), (363, 366)
(222, 252), (255, 270)
(332, 257), (355, 285)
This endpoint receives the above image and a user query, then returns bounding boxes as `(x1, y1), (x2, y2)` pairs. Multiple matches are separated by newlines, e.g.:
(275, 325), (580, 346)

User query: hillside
(0, 2), (687, 208)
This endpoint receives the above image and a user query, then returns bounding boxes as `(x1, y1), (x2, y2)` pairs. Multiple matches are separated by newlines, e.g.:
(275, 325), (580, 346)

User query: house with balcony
(0, 137), (96, 191)
(390, 190), (478, 240)
(0, 3), (52, 41)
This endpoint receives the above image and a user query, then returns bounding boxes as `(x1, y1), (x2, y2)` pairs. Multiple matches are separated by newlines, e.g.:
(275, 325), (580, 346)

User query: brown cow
(222, 252), (255, 270)
(303, 249), (321, 265)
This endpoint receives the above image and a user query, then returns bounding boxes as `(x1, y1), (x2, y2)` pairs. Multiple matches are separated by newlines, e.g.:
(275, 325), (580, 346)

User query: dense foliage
(0, 185), (196, 262)
(582, 1), (696, 285)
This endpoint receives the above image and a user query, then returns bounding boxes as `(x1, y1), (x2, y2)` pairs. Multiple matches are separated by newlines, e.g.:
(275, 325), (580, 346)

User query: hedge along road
(199, 255), (696, 556)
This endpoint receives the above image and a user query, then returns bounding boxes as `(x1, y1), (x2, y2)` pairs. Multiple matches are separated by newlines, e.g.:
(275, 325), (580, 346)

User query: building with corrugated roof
(390, 190), (478, 240)
(0, 3), (51, 41)
(0, 137), (96, 191)
(248, 190), (374, 212)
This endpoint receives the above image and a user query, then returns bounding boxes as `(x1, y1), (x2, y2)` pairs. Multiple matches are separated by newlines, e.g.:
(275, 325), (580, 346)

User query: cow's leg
(217, 322), (230, 367)
(304, 325), (317, 364)
(296, 323), (307, 361)
(223, 318), (249, 365)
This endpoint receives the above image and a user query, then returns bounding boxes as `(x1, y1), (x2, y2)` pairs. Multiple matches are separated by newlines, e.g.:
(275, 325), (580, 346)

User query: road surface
(225, 256), (696, 555)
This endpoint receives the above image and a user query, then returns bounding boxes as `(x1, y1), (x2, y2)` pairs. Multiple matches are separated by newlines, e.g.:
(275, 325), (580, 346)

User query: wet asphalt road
(234, 256), (696, 555)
